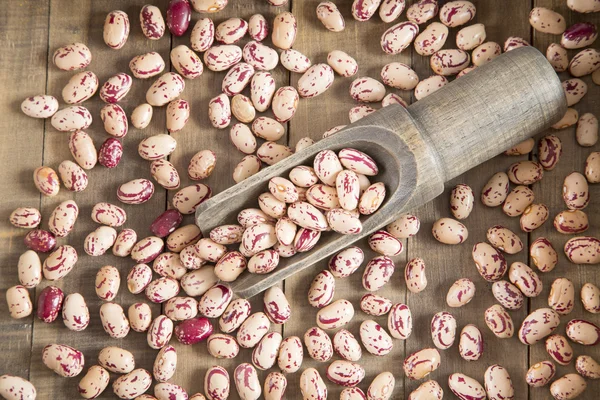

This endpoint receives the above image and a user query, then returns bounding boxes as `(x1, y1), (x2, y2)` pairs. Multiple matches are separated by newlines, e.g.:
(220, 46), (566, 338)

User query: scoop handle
(407, 46), (567, 182)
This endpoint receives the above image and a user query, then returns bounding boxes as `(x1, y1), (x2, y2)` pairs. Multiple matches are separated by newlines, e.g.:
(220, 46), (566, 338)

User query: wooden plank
(530, 1), (600, 399)
(286, 0), (410, 398)
(27, 1), (170, 398)
(166, 2), (290, 397)
(407, 0), (533, 397)
(0, 0), (50, 381)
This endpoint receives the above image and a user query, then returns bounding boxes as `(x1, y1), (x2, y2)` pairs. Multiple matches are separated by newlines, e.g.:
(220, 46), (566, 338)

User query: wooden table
(1, 0), (598, 398)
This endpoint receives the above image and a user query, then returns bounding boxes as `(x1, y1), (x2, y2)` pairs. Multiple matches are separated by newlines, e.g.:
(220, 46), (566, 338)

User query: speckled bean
(78, 365), (109, 399)
(128, 302), (152, 332)
(84, 226), (117, 256)
(42, 344), (84, 377)
(403, 348), (440, 380)
(546, 334), (573, 365)
(519, 308), (560, 345)
(432, 217), (468, 244)
(526, 361), (556, 387)
(485, 304), (514, 338)
(53, 43), (91, 71)
(21, 94), (58, 119)
(550, 374), (587, 400)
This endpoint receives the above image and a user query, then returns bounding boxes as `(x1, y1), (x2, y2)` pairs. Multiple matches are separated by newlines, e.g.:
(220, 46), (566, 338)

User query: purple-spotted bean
(333, 329), (362, 362)
(237, 312), (270, 348)
(78, 365), (109, 399)
(21, 94), (58, 118)
(550, 374), (587, 400)
(526, 361), (556, 387)
(446, 278), (475, 307)
(53, 43), (91, 71)
(113, 229), (137, 258)
(300, 368), (327, 400)
(98, 347), (135, 374)
(277, 336), (303, 373)
(566, 319), (600, 345)
(42, 344), (84, 377)
(519, 308), (560, 345)
(129, 52), (165, 79)
(128, 302), (152, 332)
(546, 334), (573, 365)
(403, 348), (440, 380)
(485, 304), (514, 338)
(459, 324), (483, 361)
(486, 225), (523, 254)
(432, 217), (468, 244)
(576, 355), (600, 379)
(17, 250), (41, 288)
(360, 320), (393, 356)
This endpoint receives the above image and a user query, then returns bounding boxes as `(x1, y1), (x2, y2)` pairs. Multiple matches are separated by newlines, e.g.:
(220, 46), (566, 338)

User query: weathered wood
(0, 0), (50, 382)
(407, 0), (535, 397)
(530, 1), (600, 399)
(27, 1), (170, 398)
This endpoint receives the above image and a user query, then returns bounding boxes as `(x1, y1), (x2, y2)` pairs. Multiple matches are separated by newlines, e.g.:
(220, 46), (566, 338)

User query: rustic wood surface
(0, 0), (598, 399)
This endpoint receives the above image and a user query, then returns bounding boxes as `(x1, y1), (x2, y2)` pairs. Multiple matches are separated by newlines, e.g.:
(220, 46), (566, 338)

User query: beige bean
(446, 278), (476, 307)
(432, 217), (468, 244)
(546, 334), (574, 365)
(564, 236), (600, 264)
(486, 225), (523, 254)
(472, 41), (501, 66)
(550, 374), (587, 400)
(484, 365), (514, 400)
(547, 43), (569, 72)
(527, 361), (556, 387)
(552, 108), (579, 129)
(459, 324), (483, 361)
(569, 48), (600, 77)
(448, 373), (486, 399)
(585, 152), (600, 183)
(530, 237), (558, 272)
(509, 261), (542, 297)
(414, 22), (448, 56)
(367, 371), (395, 400)
(430, 49), (470, 75)
(403, 348), (440, 380)
(563, 78), (587, 106)
(408, 381), (443, 400)
(519, 308), (560, 345)
(317, 2), (345, 32)
(566, 319), (600, 345)
(128, 302), (152, 332)
(456, 23), (486, 50)
(387, 213), (420, 238)
(381, 21), (419, 55)
(42, 344), (84, 377)
(529, 7), (566, 34)
(431, 311), (456, 349)
(520, 203), (549, 232)
(563, 172), (590, 210)
(473, 242), (507, 282)
(449, 184), (474, 220)
(404, 257), (427, 293)
(576, 113), (598, 147)
(280, 48), (311, 73)
(277, 336), (303, 373)
(581, 282), (600, 313)
(98, 346), (135, 374)
(576, 355), (600, 379)
(481, 172), (509, 207)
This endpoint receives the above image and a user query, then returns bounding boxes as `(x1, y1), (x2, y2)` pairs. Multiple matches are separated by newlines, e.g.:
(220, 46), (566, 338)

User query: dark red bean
(98, 138), (123, 168)
(166, 0), (191, 37)
(24, 229), (57, 252)
(174, 317), (213, 345)
(37, 286), (64, 323)
(150, 209), (184, 238)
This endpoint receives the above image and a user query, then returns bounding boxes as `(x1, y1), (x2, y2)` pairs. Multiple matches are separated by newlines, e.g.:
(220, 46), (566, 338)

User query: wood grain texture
(530, 1), (600, 399)
(0, 0), (50, 381)
(0, 0), (598, 399)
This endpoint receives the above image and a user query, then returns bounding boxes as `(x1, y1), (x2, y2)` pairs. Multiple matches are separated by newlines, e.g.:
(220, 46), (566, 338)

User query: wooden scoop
(195, 46), (566, 299)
